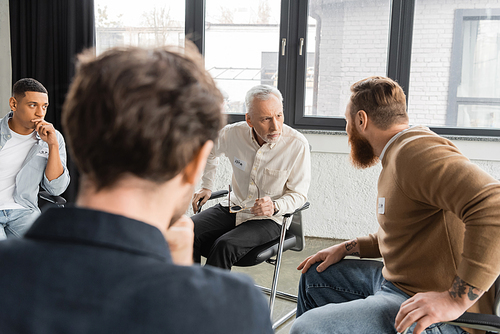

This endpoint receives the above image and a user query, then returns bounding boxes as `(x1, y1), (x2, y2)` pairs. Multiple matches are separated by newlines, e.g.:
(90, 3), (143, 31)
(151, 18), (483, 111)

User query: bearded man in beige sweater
(291, 76), (500, 334)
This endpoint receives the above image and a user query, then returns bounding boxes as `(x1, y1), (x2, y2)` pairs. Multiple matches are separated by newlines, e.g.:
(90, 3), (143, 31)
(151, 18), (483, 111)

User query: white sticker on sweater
(233, 157), (247, 171)
(378, 197), (385, 214)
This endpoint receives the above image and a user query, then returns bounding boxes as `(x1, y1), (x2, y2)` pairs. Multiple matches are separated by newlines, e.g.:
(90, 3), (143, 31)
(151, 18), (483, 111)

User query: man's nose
(270, 117), (278, 131)
(35, 107), (45, 117)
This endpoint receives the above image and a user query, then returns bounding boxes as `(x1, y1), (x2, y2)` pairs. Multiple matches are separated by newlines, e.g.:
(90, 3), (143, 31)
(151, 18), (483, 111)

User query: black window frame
(186, 0), (500, 137)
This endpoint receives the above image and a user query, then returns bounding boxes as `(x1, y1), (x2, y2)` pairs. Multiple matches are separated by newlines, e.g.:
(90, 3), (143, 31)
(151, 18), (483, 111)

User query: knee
(192, 215), (204, 237)
(192, 216), (212, 247)
(291, 311), (320, 334)
(193, 230), (202, 252)
(300, 263), (327, 285)
(290, 316), (306, 334)
(210, 237), (234, 254)
(193, 227), (202, 245)
(298, 260), (365, 293)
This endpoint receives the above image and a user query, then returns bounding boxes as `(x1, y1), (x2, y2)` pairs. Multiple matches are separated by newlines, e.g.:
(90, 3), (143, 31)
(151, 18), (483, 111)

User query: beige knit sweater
(357, 126), (500, 334)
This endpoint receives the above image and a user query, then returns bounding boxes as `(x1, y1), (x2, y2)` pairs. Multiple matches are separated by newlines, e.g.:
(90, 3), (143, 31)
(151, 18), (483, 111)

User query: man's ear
(182, 140), (214, 185)
(356, 110), (369, 132)
(9, 97), (17, 111)
(245, 113), (253, 128)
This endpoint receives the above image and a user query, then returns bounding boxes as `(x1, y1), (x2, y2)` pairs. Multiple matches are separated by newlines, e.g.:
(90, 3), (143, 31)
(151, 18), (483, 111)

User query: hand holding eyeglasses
(250, 196), (275, 216)
(228, 181), (274, 216)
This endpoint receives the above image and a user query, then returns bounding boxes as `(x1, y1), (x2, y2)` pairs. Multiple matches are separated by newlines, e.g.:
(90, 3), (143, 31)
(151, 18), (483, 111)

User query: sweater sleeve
(396, 136), (500, 292)
(358, 232), (382, 258)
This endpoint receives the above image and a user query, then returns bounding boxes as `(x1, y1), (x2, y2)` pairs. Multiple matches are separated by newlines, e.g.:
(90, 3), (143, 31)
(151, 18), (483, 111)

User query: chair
(197, 190), (310, 330)
(443, 275), (500, 334)
(38, 190), (66, 209)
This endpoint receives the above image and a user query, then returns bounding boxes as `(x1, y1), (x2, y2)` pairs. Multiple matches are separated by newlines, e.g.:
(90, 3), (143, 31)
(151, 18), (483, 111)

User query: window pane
(305, 0), (391, 117)
(205, 0), (282, 114)
(457, 19), (500, 99)
(408, 2), (500, 129)
(458, 105), (500, 128)
(95, 0), (185, 55)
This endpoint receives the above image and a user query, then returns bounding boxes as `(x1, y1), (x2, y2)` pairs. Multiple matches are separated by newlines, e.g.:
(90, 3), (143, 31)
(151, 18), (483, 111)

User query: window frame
(185, 0), (500, 137)
(445, 8), (500, 136)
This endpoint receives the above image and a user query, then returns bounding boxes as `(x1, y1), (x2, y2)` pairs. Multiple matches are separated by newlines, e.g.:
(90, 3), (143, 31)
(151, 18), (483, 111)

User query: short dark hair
(62, 44), (225, 190)
(12, 78), (48, 99)
(350, 76), (408, 130)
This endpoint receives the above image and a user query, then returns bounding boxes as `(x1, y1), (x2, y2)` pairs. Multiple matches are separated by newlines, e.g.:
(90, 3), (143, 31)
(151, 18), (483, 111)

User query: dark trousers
(192, 204), (281, 270)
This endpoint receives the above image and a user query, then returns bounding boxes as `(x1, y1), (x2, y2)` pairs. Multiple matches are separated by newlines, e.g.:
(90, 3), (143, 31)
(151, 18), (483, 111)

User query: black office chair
(38, 190), (66, 210)
(197, 190), (310, 330)
(443, 276), (500, 333)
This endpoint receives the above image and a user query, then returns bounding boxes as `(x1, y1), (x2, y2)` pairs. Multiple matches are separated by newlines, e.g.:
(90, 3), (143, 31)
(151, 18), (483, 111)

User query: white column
(0, 0), (11, 118)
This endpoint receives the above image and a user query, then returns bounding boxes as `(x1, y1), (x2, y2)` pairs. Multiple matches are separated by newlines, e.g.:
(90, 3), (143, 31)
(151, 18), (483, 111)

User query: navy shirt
(0, 207), (273, 333)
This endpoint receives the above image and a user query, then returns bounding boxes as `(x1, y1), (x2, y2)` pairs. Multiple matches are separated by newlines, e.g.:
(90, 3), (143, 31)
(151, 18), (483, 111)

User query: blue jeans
(291, 259), (469, 334)
(0, 208), (39, 240)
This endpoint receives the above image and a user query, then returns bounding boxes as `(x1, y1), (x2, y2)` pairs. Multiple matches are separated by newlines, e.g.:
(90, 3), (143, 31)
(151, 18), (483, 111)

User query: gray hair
(245, 85), (283, 116)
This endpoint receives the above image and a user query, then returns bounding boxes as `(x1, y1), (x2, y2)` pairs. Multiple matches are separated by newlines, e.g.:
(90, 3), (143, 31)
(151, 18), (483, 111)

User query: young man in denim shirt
(0, 78), (69, 239)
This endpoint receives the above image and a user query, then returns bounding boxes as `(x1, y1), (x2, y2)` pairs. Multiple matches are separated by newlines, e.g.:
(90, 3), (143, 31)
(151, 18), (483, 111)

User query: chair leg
(258, 286), (298, 330)
(269, 216), (289, 319)
(272, 308), (297, 330)
(255, 215), (300, 329)
(258, 286), (297, 303)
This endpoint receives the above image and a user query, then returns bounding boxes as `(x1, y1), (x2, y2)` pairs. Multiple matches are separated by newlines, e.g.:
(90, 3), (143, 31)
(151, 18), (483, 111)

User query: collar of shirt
(0, 112), (13, 144)
(0, 111), (41, 144)
(379, 126), (412, 162)
(25, 206), (173, 263)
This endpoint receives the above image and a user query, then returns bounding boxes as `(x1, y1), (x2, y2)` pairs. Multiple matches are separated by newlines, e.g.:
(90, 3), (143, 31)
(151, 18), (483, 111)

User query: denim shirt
(0, 112), (70, 212)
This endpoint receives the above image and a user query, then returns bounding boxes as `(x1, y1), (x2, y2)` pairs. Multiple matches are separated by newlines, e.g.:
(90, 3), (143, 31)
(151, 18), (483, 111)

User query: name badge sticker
(378, 197), (385, 215)
(36, 147), (49, 158)
(233, 157), (247, 171)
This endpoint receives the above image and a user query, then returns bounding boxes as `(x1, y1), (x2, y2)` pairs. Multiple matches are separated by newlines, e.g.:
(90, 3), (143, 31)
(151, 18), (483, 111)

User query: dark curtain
(9, 0), (95, 203)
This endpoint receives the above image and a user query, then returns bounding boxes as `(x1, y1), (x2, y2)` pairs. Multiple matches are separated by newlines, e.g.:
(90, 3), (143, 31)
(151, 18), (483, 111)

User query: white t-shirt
(0, 129), (37, 210)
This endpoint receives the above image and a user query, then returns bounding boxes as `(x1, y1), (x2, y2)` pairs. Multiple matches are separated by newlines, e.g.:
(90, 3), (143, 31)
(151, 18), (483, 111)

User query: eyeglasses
(228, 179), (260, 214)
